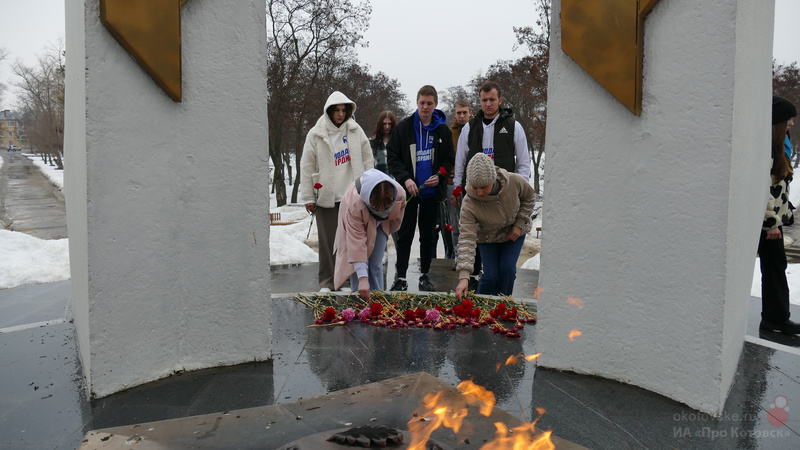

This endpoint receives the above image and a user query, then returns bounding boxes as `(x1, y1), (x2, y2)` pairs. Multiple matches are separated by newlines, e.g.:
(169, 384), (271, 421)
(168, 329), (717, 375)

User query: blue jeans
(477, 235), (525, 296)
(350, 226), (388, 290)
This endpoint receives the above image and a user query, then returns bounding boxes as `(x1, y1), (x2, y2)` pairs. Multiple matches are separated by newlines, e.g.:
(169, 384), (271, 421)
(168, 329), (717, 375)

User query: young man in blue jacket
(387, 85), (455, 291)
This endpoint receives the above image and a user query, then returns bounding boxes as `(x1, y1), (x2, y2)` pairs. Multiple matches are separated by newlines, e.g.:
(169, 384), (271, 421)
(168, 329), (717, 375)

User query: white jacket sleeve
(513, 121), (531, 180)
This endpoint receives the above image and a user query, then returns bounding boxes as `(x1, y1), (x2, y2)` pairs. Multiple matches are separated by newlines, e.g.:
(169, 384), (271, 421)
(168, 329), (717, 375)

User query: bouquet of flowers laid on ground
(407, 167), (448, 203)
(307, 182), (322, 239)
(293, 290), (537, 339)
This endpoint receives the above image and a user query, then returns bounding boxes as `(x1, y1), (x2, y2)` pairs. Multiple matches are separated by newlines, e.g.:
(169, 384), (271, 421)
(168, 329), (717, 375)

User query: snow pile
(269, 205), (320, 265)
(521, 253), (539, 270)
(0, 229), (70, 289)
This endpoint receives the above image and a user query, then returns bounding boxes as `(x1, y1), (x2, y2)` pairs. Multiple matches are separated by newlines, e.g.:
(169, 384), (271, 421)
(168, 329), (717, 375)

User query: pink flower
(425, 309), (441, 323)
(358, 307), (371, 321)
(341, 308), (355, 322)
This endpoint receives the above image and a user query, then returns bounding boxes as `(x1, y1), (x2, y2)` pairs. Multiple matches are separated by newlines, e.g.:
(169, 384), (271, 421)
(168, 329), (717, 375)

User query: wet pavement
(2, 272), (800, 449)
(0, 153), (67, 240)
(2, 156), (800, 448)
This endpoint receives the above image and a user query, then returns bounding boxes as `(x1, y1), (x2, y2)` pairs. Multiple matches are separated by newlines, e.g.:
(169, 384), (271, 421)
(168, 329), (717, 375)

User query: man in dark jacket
(387, 85), (455, 291)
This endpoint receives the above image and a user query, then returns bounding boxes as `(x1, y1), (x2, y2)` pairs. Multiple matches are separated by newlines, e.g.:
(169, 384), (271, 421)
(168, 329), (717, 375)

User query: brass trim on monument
(99, 0), (186, 102)
(561, 0), (661, 115)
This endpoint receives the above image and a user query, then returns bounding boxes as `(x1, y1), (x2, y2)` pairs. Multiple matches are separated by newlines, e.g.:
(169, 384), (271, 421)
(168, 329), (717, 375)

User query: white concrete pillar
(539, 0), (774, 415)
(64, 0), (271, 398)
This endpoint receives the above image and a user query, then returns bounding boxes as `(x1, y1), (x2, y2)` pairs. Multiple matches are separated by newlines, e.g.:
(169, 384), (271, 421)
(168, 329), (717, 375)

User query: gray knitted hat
(467, 153), (497, 186)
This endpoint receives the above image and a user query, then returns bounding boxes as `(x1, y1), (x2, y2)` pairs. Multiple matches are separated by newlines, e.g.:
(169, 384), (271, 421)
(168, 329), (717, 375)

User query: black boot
(419, 274), (436, 291)
(760, 318), (800, 334)
(390, 278), (408, 291)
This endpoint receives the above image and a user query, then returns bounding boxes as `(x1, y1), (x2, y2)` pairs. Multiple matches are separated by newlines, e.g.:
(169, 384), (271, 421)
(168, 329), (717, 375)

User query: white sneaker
(319, 288), (332, 293)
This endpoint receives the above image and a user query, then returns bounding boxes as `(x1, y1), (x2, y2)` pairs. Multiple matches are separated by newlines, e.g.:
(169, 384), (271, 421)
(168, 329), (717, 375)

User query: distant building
(0, 110), (28, 149)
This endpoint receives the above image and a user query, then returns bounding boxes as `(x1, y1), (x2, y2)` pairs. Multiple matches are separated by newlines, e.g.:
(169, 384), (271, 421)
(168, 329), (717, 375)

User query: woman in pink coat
(334, 169), (406, 299)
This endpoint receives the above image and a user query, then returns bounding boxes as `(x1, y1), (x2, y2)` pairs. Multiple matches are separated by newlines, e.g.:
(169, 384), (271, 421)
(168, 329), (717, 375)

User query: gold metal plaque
(100, 0), (187, 102)
(561, 0), (661, 115)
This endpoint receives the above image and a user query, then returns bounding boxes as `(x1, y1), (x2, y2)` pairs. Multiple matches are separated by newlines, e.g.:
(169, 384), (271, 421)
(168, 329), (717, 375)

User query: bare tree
(0, 48), (8, 108)
(442, 0), (551, 195)
(440, 85), (473, 126)
(267, 0), (371, 206)
(511, 0), (551, 196)
(12, 40), (65, 169)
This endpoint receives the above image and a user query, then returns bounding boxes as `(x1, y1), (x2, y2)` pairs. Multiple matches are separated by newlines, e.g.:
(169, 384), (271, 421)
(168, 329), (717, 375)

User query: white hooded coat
(300, 91), (373, 208)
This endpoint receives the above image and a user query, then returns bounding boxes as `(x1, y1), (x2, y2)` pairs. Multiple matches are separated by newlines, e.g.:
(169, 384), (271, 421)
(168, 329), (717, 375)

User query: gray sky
(1, 0), (798, 110)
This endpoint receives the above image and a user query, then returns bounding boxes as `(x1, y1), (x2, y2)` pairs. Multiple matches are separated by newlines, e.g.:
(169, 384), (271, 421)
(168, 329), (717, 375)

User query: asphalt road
(0, 152), (67, 240)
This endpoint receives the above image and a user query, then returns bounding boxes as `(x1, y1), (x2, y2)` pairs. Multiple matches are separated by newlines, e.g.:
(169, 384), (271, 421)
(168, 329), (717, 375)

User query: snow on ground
(3, 150), (800, 308)
(269, 205), (319, 265)
(0, 229), (70, 289)
(25, 153), (64, 190)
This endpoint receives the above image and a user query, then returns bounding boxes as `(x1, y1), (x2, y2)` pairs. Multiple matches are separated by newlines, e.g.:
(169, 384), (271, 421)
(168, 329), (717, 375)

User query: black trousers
(758, 227), (791, 322)
(395, 195), (438, 278)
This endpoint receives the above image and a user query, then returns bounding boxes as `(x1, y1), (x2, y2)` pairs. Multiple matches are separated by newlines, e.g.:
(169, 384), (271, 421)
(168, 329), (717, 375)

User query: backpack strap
(355, 178), (362, 194)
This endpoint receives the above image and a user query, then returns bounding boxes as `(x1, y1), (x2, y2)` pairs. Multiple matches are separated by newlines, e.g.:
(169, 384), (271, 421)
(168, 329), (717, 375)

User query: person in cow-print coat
(759, 96), (799, 334)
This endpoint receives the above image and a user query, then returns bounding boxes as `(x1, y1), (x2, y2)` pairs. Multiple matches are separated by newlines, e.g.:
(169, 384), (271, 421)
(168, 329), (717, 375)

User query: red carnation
(452, 186), (463, 197)
(313, 183), (322, 190)
(404, 309), (416, 322)
(439, 167), (447, 177)
(415, 308), (427, 320)
(323, 307), (336, 322)
(370, 302), (383, 316)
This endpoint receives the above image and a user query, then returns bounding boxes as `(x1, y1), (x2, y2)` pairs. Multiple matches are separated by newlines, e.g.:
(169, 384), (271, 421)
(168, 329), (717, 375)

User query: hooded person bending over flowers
(301, 91), (374, 292)
(333, 169), (406, 300)
(454, 153), (535, 300)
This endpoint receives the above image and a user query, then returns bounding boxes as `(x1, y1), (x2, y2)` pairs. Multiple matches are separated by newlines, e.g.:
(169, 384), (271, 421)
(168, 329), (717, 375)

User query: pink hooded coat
(333, 169), (406, 289)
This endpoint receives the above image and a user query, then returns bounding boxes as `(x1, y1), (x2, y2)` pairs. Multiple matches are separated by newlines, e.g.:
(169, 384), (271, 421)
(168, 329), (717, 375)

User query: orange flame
(480, 422), (556, 450)
(407, 381), (555, 450)
(506, 353), (541, 366)
(568, 329), (582, 341)
(565, 296), (584, 308)
(524, 353), (542, 362)
(533, 285), (543, 299)
(406, 391), (469, 449)
(458, 380), (496, 417)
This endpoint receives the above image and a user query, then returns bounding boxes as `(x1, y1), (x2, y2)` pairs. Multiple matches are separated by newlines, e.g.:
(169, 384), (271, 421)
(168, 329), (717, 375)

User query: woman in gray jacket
(454, 153), (535, 299)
